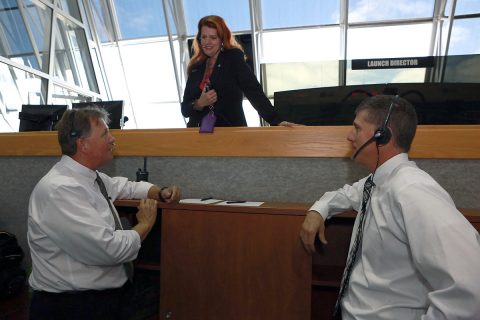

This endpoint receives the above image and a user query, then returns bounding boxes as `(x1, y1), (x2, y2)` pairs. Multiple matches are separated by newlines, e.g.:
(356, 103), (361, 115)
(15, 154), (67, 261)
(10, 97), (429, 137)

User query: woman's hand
(195, 88), (218, 110)
(279, 121), (304, 127)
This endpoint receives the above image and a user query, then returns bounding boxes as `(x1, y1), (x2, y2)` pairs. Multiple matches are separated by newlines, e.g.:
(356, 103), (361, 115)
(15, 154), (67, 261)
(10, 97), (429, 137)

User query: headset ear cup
(374, 127), (391, 145)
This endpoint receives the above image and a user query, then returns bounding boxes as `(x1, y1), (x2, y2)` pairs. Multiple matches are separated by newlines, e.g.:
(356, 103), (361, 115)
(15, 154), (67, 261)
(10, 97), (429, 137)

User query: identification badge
(199, 111), (217, 133)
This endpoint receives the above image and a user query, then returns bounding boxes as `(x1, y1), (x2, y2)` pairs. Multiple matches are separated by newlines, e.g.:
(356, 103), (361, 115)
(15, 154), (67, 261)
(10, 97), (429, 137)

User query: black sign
(352, 56), (435, 70)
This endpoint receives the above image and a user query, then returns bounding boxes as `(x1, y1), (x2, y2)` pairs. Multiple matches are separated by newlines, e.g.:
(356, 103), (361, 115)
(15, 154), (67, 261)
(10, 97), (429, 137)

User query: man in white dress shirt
(300, 95), (480, 319)
(28, 106), (181, 319)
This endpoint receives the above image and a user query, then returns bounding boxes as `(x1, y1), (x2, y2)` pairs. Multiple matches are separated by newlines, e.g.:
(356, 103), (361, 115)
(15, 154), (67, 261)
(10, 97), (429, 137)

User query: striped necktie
(96, 172), (134, 283)
(334, 175), (375, 317)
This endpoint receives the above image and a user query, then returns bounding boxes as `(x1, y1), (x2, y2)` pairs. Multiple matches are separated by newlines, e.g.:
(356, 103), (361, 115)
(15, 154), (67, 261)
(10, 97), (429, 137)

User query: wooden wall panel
(159, 206), (311, 320)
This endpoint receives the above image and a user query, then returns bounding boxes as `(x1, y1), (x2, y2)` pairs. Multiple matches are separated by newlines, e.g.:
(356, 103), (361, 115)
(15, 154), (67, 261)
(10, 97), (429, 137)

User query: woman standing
(181, 15), (295, 127)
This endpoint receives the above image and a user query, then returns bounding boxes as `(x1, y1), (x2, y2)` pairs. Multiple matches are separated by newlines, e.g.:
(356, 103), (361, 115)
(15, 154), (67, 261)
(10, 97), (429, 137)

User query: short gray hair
(56, 105), (110, 156)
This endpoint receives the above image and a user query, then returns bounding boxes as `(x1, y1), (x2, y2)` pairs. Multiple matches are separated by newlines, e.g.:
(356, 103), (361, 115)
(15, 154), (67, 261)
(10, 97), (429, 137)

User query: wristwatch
(159, 187), (168, 202)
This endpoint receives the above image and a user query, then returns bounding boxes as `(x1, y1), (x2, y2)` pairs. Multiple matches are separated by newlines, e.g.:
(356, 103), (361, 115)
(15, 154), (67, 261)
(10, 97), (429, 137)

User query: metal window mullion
(45, 0), (59, 103)
(442, 0), (456, 58)
(248, 0), (265, 126)
(105, 0), (121, 40)
(162, 0), (186, 126)
(435, 0), (456, 83)
(339, 0), (348, 86)
(425, 0), (447, 82)
(429, 0), (447, 56)
(173, 0), (189, 88)
(248, 0), (261, 79)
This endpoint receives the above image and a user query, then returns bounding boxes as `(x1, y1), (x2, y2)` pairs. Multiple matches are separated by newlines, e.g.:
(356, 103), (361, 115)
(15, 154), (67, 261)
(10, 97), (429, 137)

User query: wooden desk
(115, 201), (480, 320)
(116, 201), (312, 320)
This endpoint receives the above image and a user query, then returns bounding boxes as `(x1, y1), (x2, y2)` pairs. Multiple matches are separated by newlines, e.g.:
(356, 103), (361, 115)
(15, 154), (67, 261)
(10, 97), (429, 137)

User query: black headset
(69, 111), (79, 138)
(373, 96), (397, 145)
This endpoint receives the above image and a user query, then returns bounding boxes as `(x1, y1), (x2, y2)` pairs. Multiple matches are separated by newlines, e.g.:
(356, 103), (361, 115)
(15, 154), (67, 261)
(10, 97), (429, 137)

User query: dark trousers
(29, 282), (133, 320)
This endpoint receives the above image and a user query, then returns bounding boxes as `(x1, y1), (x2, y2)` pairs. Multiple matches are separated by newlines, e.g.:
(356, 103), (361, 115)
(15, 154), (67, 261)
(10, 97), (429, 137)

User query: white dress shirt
(28, 155), (153, 292)
(310, 153), (480, 320)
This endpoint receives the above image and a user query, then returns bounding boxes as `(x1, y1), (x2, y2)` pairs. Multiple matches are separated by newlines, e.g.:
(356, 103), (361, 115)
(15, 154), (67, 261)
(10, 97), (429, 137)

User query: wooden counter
(1, 125), (480, 158)
(116, 200), (311, 320)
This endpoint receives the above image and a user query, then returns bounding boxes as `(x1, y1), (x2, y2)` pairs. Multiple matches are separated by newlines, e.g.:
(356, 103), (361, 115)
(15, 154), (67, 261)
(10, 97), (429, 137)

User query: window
(183, 0), (251, 35)
(349, 0), (434, 23)
(261, 0), (339, 29)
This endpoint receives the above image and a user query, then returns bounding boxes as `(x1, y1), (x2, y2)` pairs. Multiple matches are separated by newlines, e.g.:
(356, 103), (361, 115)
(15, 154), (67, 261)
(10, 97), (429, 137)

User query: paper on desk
(180, 198), (223, 204)
(215, 201), (264, 207)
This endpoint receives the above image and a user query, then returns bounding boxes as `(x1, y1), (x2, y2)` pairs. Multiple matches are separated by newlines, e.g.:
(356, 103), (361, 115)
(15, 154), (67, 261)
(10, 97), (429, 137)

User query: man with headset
(300, 95), (480, 319)
(28, 106), (181, 319)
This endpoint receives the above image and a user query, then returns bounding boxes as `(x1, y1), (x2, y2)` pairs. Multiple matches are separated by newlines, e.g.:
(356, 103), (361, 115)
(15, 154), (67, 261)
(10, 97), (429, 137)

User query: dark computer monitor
(274, 83), (480, 125)
(72, 101), (125, 129)
(18, 104), (68, 132)
(274, 84), (385, 126)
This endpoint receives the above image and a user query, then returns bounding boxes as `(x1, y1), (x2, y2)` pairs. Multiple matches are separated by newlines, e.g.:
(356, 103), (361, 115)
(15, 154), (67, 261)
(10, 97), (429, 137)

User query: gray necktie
(95, 172), (134, 283)
(334, 175), (375, 317)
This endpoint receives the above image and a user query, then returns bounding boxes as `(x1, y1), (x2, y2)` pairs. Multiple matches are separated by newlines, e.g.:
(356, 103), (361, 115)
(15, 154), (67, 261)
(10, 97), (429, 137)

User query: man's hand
(160, 185), (181, 203)
(300, 211), (327, 254)
(134, 199), (158, 241)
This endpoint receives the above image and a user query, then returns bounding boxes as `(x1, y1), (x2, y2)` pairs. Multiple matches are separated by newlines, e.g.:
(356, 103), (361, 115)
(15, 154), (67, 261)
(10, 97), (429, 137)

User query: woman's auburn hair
(188, 15), (244, 74)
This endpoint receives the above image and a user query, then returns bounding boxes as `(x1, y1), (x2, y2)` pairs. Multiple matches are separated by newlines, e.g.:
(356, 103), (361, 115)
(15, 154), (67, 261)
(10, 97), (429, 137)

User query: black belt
(34, 281), (131, 297)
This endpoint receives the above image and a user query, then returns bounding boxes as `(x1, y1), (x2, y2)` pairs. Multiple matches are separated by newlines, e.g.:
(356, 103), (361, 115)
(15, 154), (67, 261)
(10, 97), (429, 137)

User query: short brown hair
(356, 95), (418, 152)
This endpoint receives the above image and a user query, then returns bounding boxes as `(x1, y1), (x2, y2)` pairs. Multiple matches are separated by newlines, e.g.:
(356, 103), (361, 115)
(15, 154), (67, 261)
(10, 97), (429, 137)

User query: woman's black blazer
(181, 48), (282, 127)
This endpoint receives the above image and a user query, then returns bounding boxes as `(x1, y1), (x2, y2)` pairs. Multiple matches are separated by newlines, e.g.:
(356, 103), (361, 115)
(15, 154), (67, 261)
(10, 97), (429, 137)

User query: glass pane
(0, 0), (52, 72)
(100, 40), (180, 128)
(53, 15), (99, 92)
(24, 0), (53, 72)
(448, 18), (480, 55)
(261, 28), (341, 63)
(99, 45), (128, 103)
(119, 40), (178, 103)
(90, 0), (115, 42)
(443, 54), (480, 82)
(243, 100), (261, 127)
(57, 0), (81, 21)
(261, 0), (339, 29)
(0, 62), (46, 132)
(349, 0), (434, 23)
(98, 44), (137, 127)
(88, 47), (109, 97)
(184, 0), (250, 35)
(112, 0), (172, 39)
(262, 61), (340, 97)
(455, 0), (480, 15)
(347, 23), (432, 59)
(130, 102), (185, 129)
